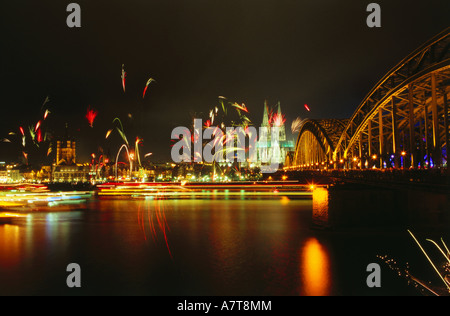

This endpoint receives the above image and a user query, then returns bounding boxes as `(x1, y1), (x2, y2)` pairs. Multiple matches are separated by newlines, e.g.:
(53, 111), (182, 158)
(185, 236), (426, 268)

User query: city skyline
(1, 1), (450, 298)
(1, 1), (449, 164)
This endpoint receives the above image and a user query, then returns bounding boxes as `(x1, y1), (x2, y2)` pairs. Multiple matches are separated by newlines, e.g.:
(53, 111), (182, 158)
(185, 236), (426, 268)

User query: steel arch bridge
(287, 27), (450, 170)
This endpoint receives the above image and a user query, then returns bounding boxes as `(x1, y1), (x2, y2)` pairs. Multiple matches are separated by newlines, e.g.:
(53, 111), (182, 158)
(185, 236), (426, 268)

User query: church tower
(55, 124), (76, 165)
(276, 102), (286, 142)
(258, 100), (271, 164)
(256, 101), (294, 168)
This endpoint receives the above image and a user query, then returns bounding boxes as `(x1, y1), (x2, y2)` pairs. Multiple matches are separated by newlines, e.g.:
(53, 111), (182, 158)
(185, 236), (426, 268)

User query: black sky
(0, 0), (449, 163)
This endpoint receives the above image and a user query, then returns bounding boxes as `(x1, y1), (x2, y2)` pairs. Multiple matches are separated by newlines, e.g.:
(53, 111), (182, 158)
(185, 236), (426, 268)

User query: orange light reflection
(0, 224), (21, 268)
(300, 237), (331, 296)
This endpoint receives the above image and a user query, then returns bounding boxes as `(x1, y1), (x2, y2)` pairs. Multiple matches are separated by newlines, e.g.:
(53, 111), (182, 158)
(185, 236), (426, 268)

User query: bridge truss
(287, 27), (450, 170)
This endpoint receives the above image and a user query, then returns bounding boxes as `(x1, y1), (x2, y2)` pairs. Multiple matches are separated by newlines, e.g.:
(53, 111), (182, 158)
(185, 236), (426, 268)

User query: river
(1, 185), (449, 296)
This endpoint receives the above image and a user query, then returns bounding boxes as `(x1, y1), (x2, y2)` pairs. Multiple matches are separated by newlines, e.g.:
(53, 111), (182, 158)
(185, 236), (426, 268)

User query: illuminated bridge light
(286, 28), (450, 171)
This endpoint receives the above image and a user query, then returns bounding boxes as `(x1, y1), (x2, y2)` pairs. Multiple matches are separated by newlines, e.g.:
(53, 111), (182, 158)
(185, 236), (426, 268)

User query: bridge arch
(334, 27), (450, 169)
(289, 27), (450, 170)
(291, 119), (347, 168)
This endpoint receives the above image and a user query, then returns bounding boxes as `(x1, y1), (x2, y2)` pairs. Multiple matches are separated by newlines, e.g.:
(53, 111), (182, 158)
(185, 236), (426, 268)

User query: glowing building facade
(52, 126), (90, 183)
(257, 101), (294, 168)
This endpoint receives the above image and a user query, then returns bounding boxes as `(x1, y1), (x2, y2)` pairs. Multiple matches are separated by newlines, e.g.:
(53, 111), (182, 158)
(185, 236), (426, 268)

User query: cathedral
(257, 101), (294, 168)
(55, 125), (76, 165)
(51, 125), (90, 183)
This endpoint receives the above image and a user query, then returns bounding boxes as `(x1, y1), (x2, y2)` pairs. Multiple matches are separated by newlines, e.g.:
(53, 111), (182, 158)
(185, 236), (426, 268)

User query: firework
(143, 77), (156, 98)
(209, 110), (214, 125)
(135, 137), (143, 167)
(44, 109), (50, 120)
(219, 96), (227, 115)
(304, 104), (311, 112)
(85, 106), (98, 128)
(112, 118), (129, 146)
(272, 113), (286, 127)
(28, 126), (36, 142)
(231, 102), (249, 113)
(115, 144), (132, 180)
(408, 230), (450, 293)
(36, 129), (42, 143)
(291, 117), (303, 133)
(121, 64), (126, 92)
(41, 96), (50, 108)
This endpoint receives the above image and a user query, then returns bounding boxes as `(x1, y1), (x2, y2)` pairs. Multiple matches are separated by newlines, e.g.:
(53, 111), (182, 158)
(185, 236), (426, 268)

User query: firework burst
(291, 117), (303, 133)
(85, 106), (98, 128)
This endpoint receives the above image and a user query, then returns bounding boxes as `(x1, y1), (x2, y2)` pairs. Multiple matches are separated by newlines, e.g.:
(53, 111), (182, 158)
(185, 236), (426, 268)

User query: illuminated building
(257, 101), (294, 168)
(51, 126), (90, 183)
(55, 124), (76, 165)
(0, 163), (21, 183)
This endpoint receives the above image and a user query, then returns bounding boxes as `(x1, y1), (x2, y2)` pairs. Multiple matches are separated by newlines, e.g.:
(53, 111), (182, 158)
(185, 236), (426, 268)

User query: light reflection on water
(0, 224), (20, 268)
(0, 191), (442, 296)
(300, 237), (331, 296)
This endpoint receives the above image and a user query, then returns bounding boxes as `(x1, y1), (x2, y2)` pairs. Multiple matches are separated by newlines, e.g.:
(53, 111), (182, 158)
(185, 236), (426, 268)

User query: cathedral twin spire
(261, 100), (286, 142)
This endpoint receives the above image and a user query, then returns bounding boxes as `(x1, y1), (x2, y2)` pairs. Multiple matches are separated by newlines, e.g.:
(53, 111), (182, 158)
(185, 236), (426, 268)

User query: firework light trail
(291, 117), (303, 133)
(121, 64), (126, 92)
(111, 118), (129, 146)
(377, 231), (450, 296)
(85, 106), (98, 128)
(143, 77), (156, 99)
(190, 96), (255, 181)
(43, 109), (50, 120)
(1, 95), (54, 164)
(135, 137), (143, 168)
(304, 104), (311, 112)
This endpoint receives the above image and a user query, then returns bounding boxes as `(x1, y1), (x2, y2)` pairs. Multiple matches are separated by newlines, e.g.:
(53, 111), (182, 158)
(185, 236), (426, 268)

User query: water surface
(0, 192), (447, 296)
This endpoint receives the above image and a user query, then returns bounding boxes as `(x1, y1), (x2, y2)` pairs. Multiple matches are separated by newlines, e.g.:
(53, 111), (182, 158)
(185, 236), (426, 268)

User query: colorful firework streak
(85, 106), (98, 128)
(121, 64), (126, 92)
(291, 117), (303, 133)
(143, 77), (156, 98)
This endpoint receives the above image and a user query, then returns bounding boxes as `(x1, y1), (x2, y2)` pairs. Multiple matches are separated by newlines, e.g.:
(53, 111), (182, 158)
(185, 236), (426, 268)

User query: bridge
(285, 27), (450, 172)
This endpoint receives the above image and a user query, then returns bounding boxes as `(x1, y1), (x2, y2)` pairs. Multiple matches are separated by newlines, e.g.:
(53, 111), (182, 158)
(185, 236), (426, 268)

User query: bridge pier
(312, 182), (450, 230)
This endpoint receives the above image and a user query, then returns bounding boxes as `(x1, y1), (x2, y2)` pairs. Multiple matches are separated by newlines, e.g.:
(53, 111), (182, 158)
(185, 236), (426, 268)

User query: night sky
(0, 0), (449, 164)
